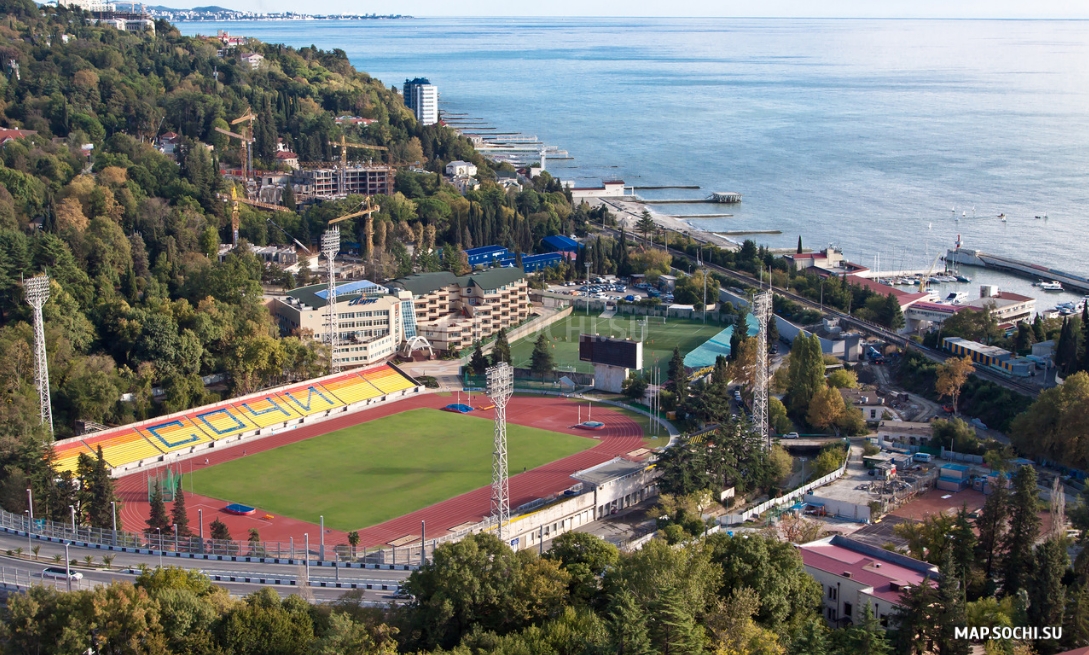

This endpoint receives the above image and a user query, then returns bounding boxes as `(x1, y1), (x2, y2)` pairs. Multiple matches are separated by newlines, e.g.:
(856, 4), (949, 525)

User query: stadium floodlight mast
(486, 362), (513, 541)
(321, 227), (341, 373)
(753, 290), (772, 449)
(24, 274), (53, 435)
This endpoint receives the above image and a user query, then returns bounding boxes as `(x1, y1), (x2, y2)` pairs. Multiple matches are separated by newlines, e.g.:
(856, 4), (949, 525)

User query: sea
(179, 18), (1089, 305)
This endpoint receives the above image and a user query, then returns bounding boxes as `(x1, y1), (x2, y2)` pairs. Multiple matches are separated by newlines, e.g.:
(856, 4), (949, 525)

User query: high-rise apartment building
(403, 77), (439, 126)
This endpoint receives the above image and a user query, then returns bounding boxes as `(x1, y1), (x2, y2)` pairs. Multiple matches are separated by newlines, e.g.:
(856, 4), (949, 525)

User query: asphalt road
(0, 531), (410, 603)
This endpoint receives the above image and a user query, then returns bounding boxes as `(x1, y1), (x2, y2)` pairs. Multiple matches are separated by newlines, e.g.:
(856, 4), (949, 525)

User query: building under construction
(295, 165), (393, 199)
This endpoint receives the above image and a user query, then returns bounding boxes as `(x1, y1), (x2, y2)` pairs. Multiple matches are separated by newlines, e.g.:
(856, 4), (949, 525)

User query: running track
(115, 395), (645, 548)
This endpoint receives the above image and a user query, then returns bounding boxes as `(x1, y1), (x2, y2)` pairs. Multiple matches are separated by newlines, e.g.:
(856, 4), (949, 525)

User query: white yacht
(1037, 280), (1064, 291)
(943, 292), (969, 305)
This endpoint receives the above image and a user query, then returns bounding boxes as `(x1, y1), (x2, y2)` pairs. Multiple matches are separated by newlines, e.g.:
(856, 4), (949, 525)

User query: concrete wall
(802, 493), (871, 522)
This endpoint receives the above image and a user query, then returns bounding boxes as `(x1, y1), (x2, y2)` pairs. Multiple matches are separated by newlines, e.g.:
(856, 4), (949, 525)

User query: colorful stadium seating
(322, 374), (383, 404)
(232, 395), (302, 428)
(50, 367), (420, 472)
(85, 429), (165, 468)
(363, 367), (416, 395)
(190, 406), (258, 440)
(137, 418), (213, 454)
(276, 383), (344, 416)
(53, 441), (95, 474)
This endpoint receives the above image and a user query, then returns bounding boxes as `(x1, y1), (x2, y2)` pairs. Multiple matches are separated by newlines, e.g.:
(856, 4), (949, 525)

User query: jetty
(639, 191), (742, 204)
(946, 247), (1089, 294)
(678, 213), (734, 219)
(716, 230), (781, 236)
(629, 185), (701, 190)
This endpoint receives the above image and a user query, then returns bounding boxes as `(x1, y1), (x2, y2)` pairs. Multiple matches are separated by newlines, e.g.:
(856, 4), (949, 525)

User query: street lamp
(69, 505), (76, 536)
(64, 542), (72, 592)
(155, 528), (163, 568)
(24, 510), (30, 553)
(111, 501), (117, 546)
(26, 488), (33, 525)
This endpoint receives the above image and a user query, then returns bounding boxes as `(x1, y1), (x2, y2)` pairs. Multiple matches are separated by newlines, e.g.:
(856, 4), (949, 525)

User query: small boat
(1036, 281), (1063, 291)
(998, 213), (1006, 222)
(955, 274), (972, 283)
(943, 292), (968, 305)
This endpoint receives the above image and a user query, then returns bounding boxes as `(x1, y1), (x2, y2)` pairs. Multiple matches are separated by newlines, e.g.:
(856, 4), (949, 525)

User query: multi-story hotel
(387, 268), (531, 353)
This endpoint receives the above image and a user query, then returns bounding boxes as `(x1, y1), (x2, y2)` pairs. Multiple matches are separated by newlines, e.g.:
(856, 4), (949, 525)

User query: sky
(203, 0), (1089, 18)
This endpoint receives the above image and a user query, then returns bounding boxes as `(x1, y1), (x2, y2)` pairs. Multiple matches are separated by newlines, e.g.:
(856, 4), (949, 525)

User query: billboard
(579, 335), (643, 370)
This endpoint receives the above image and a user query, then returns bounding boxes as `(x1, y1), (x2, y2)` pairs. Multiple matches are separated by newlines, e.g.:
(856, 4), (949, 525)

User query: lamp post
(198, 509), (204, 552)
(111, 501), (117, 546)
(304, 533), (310, 583)
(64, 542), (71, 592)
(155, 528), (163, 568)
(319, 516), (325, 561)
(24, 510), (30, 553)
(26, 488), (33, 525)
(69, 505), (76, 537)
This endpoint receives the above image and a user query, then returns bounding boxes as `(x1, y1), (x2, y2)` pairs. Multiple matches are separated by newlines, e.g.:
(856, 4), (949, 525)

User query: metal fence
(0, 506), (492, 568)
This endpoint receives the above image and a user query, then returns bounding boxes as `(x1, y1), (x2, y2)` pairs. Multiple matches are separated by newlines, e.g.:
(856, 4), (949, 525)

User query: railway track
(597, 226), (1041, 399)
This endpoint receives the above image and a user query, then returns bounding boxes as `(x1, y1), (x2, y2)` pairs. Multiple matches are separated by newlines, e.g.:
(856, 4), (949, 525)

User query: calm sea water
(180, 18), (1089, 286)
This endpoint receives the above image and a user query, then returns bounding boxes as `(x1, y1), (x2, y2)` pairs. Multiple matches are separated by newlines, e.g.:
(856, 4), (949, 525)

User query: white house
(240, 52), (264, 69)
(445, 160), (478, 177)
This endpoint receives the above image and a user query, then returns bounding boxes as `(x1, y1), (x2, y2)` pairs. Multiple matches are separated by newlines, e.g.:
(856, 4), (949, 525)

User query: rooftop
(797, 535), (937, 604)
(571, 457), (648, 486)
(285, 279), (390, 310)
(388, 267), (526, 297)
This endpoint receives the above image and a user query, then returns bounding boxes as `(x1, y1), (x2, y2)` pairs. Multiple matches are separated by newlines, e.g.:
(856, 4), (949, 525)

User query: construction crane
(266, 217), (311, 254)
(330, 135), (389, 166)
(214, 110), (256, 180)
(220, 188), (293, 246)
(329, 198), (380, 259)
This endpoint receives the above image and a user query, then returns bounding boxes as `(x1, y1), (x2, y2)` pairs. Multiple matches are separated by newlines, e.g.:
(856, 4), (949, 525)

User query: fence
(0, 506), (491, 570)
(723, 452), (851, 525)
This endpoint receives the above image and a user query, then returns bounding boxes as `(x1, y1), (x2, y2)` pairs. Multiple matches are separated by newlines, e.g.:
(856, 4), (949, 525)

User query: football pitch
(189, 408), (595, 531)
(509, 313), (720, 377)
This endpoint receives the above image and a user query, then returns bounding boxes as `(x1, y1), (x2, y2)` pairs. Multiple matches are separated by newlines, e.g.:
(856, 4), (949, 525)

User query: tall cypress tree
(172, 489), (191, 538)
(492, 328), (511, 365)
(1081, 304), (1089, 373)
(146, 482), (170, 533)
(1056, 318), (1080, 377)
(950, 504), (977, 588)
(797, 235), (803, 254)
(976, 478), (1009, 580)
(1001, 465), (1042, 595)
(840, 603), (891, 655)
(934, 550), (970, 655)
(88, 446), (117, 529)
(651, 586), (705, 655)
(1029, 537), (1068, 653)
(668, 346), (688, 395)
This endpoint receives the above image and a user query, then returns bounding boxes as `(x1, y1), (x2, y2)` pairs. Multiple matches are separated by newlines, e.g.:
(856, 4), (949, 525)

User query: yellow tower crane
(214, 110), (257, 180)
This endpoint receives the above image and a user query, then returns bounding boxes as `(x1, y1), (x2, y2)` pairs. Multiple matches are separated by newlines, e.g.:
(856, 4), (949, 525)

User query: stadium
(50, 363), (649, 555)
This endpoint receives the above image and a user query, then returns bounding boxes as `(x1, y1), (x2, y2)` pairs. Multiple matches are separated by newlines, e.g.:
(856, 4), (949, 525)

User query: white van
(913, 452), (933, 463)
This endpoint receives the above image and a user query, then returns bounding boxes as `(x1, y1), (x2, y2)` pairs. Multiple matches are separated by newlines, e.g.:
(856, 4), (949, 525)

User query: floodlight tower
(753, 290), (772, 449)
(486, 362), (513, 541)
(322, 227), (341, 373)
(24, 275), (53, 435)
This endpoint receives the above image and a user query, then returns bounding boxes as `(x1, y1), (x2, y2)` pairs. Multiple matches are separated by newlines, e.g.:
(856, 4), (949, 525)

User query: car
(625, 295), (636, 302)
(42, 567), (83, 581)
(783, 432), (800, 440)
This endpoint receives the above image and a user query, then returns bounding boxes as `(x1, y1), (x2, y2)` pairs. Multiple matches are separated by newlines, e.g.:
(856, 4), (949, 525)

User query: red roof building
(798, 535), (938, 627)
(0, 128), (37, 144)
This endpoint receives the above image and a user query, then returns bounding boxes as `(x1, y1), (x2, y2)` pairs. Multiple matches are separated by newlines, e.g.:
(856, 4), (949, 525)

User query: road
(596, 226), (1041, 399)
(0, 531), (410, 603)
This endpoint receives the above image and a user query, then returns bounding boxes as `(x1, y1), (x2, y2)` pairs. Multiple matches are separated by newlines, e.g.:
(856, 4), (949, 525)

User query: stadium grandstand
(52, 365), (420, 473)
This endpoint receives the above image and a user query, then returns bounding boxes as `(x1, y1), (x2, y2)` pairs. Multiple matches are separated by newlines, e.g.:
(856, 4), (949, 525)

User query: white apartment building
(404, 77), (439, 126)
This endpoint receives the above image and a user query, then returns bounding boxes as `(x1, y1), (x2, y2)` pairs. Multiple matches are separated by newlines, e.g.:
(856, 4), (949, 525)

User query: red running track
(115, 394), (645, 548)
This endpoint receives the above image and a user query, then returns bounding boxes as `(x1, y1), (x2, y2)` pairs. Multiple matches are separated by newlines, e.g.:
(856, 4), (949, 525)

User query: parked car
(42, 567), (82, 581)
(783, 432), (800, 440)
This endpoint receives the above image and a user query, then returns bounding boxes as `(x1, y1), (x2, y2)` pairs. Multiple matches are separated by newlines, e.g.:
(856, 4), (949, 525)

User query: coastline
(591, 198), (741, 251)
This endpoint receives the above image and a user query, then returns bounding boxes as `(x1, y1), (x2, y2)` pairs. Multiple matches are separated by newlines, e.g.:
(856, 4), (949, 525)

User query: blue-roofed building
(541, 235), (581, 252)
(519, 252), (564, 272)
(464, 245), (512, 267)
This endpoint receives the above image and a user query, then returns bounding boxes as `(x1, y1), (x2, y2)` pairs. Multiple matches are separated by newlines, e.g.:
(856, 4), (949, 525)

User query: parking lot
(545, 276), (673, 305)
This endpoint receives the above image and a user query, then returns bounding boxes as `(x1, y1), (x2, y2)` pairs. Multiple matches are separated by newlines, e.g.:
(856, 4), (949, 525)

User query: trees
(1001, 465), (1042, 595)
(636, 210), (656, 245)
(975, 479), (1010, 580)
(935, 356), (975, 415)
(827, 368), (858, 389)
(492, 327), (511, 365)
(1010, 371), (1089, 469)
(606, 589), (653, 655)
(1028, 537), (1068, 653)
(171, 490), (191, 538)
(545, 532), (620, 605)
(623, 372), (649, 400)
(146, 482), (171, 534)
(806, 385), (847, 432)
(530, 333), (554, 377)
(668, 346), (688, 395)
(210, 518), (231, 542)
(468, 341), (488, 375)
(786, 333), (825, 416)
(1055, 316), (1082, 377)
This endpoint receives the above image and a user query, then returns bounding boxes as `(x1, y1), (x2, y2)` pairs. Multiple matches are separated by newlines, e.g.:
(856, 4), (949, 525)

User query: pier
(679, 214), (734, 219)
(639, 191), (742, 204)
(629, 185), (701, 190)
(716, 230), (781, 236)
(946, 248), (1089, 294)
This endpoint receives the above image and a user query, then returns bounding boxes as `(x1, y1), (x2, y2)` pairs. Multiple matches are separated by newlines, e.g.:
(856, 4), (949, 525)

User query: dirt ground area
(889, 488), (987, 521)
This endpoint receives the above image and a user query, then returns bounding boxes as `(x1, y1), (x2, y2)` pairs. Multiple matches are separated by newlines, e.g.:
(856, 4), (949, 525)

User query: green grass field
(508, 313), (721, 379)
(189, 408), (594, 531)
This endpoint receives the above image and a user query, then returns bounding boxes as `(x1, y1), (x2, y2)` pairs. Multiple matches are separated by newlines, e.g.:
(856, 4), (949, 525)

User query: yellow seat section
(53, 442), (94, 474)
(363, 367), (417, 395)
(190, 405), (257, 440)
(90, 429), (165, 468)
(137, 418), (213, 453)
(232, 395), (302, 428)
(276, 383), (344, 417)
(322, 374), (383, 405)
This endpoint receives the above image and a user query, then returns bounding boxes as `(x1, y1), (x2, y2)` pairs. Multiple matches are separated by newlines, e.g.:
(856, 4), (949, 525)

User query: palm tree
(52, 554), (62, 564)
(102, 554), (114, 570)
(14, 547), (23, 557)
(83, 555), (94, 567)
(31, 545), (39, 560)
(347, 531), (360, 561)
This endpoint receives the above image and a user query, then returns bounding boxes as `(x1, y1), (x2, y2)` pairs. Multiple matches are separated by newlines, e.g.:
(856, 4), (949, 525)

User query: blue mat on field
(683, 314), (760, 368)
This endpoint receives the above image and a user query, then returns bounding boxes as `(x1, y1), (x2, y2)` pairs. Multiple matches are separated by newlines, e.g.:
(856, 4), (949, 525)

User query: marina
(946, 246), (1089, 295)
